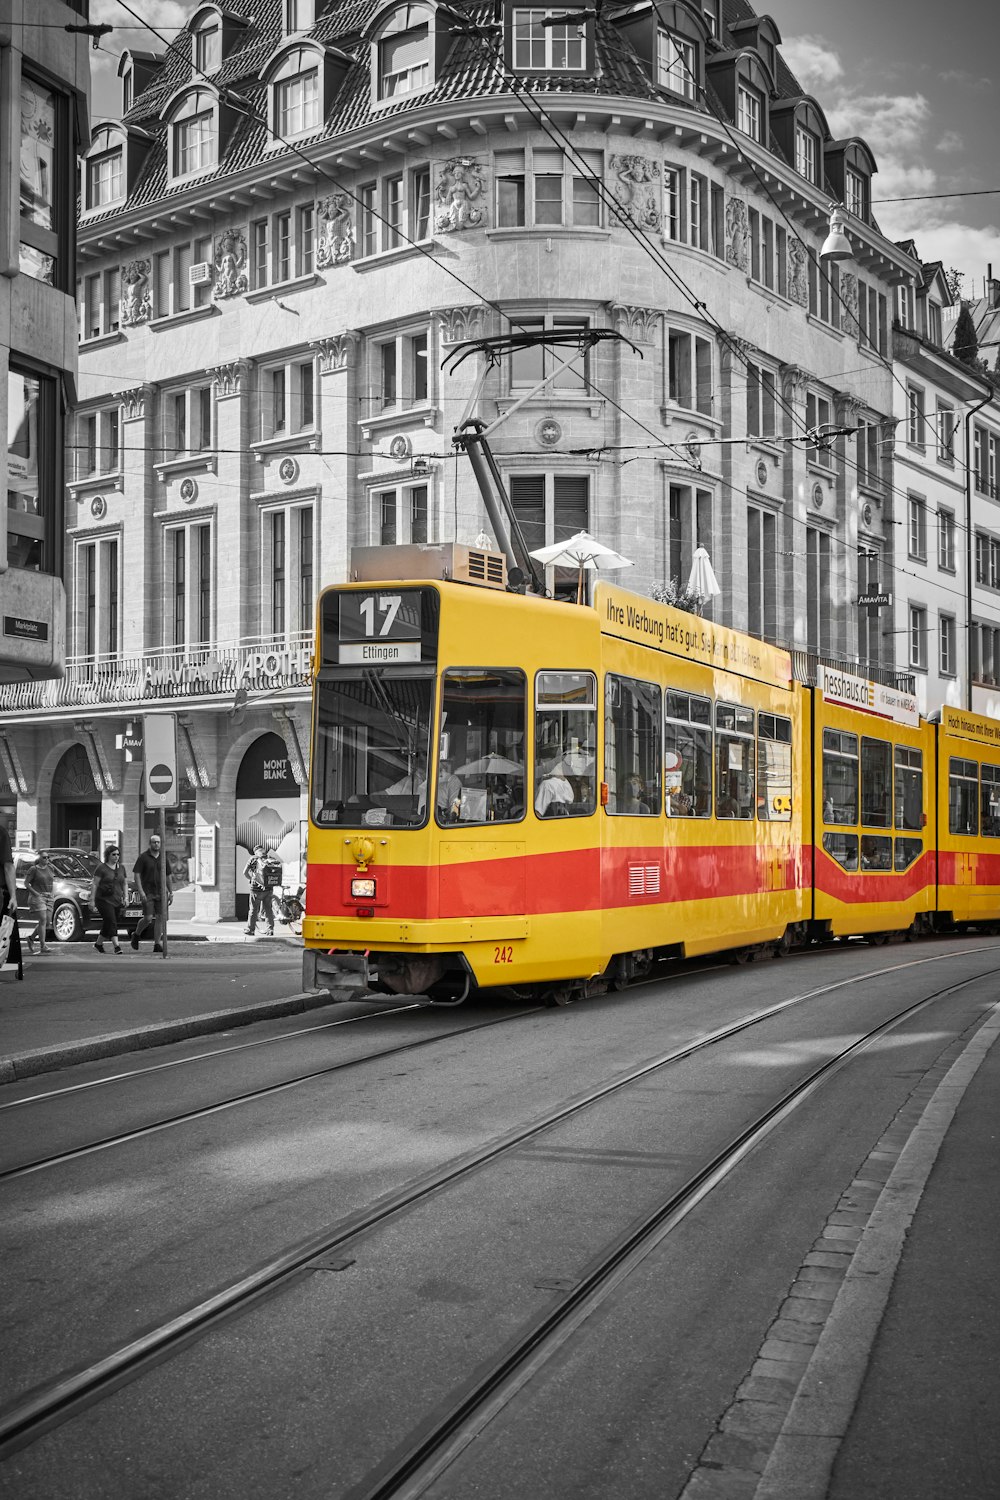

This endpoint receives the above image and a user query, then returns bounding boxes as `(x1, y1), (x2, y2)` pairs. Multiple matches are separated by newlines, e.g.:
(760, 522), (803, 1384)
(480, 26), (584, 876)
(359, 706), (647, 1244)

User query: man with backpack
(243, 843), (281, 936)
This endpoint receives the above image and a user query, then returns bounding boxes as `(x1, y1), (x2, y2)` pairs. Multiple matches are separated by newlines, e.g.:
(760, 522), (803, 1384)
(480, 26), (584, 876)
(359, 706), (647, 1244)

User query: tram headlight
(351, 877), (377, 899)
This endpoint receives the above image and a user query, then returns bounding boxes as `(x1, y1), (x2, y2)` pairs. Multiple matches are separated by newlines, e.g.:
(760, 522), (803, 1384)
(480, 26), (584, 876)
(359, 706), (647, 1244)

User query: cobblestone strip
(677, 1005), (1000, 1500)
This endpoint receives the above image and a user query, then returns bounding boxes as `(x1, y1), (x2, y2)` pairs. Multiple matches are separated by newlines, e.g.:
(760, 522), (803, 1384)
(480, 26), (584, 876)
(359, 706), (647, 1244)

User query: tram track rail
(1, 948), (992, 1462)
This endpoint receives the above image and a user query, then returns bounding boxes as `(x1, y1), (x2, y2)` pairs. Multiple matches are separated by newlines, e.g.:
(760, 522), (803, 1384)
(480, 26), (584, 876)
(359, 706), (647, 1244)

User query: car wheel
(52, 901), (83, 944)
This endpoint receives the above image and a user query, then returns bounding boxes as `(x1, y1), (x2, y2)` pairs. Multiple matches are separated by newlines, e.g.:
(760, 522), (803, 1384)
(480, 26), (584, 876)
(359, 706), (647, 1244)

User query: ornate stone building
(0, 0), (924, 914)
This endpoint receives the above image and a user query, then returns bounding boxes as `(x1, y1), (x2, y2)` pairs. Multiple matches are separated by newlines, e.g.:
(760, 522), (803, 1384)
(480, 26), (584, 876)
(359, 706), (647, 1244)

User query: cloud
(90, 0), (190, 122)
(780, 35), (844, 93)
(936, 130), (964, 153)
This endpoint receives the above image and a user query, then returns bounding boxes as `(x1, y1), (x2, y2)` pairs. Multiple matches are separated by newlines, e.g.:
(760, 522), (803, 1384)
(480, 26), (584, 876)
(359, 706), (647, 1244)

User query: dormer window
(737, 84), (761, 141)
(275, 49), (320, 135)
(379, 5), (431, 96)
(845, 166), (866, 218)
(513, 9), (587, 71)
(657, 29), (696, 99)
(86, 148), (123, 209)
(795, 124), (818, 184)
(194, 22), (221, 74)
(122, 69), (134, 113)
(702, 1), (719, 36)
(163, 87), (220, 180)
(285, 0), (316, 31)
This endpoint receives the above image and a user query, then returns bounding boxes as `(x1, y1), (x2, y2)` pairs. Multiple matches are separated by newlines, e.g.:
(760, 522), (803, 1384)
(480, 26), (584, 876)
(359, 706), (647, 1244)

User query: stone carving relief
(840, 271), (860, 338)
(119, 386), (150, 420)
(607, 304), (661, 344)
(213, 227), (248, 299)
(211, 361), (246, 397)
(120, 258), (152, 326)
(725, 197), (749, 272)
(780, 363), (808, 404)
(311, 332), (359, 372)
(608, 155), (660, 232)
(316, 192), (355, 266)
(435, 158), (486, 232)
(438, 305), (491, 344)
(787, 236), (808, 308)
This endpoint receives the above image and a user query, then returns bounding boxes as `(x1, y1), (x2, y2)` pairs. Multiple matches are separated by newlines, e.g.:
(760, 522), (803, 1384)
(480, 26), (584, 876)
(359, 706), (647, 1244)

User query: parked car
(14, 848), (143, 944)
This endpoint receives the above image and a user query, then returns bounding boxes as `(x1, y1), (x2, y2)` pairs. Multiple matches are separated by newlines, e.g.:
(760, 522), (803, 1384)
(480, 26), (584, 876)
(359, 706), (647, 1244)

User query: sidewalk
(0, 918), (333, 1083)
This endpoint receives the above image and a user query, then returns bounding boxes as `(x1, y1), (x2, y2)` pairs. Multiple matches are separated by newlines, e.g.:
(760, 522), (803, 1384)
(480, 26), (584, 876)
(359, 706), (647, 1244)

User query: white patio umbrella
(529, 530), (634, 603)
(456, 753), (523, 776)
(686, 546), (722, 602)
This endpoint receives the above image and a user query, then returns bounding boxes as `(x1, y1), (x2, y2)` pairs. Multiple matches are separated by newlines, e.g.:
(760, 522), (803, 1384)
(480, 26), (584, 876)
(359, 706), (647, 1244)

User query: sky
(87, 0), (999, 298)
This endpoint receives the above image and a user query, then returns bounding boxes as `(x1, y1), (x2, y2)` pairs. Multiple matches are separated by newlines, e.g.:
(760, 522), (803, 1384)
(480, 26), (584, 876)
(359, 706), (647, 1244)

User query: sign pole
(159, 806), (168, 959)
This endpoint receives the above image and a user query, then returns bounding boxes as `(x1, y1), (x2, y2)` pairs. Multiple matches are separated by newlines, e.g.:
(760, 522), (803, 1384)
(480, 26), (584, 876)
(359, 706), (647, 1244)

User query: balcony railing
(792, 650), (915, 695)
(0, 633), (313, 716)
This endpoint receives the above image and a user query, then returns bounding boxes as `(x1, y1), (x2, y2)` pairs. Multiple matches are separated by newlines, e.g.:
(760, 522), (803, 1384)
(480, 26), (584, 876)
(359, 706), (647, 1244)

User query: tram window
(605, 675), (662, 814)
(980, 764), (1000, 837)
(860, 834), (892, 871)
(895, 837), (923, 871)
(949, 757), (979, 836)
(822, 729), (858, 824)
(311, 672), (434, 828)
(437, 669), (526, 826)
(823, 831), (858, 870)
(664, 691), (712, 816)
(534, 670), (597, 818)
(861, 738), (892, 827)
(757, 713), (792, 822)
(715, 701), (754, 819)
(894, 746), (923, 831)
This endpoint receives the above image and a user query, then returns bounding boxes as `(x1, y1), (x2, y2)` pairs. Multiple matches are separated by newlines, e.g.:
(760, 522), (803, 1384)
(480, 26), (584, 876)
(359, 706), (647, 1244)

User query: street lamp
(820, 204), (852, 262)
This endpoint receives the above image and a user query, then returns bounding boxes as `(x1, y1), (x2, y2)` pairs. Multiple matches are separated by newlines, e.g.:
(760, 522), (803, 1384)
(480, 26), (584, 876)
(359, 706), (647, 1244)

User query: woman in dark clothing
(89, 845), (127, 954)
(0, 825), (23, 979)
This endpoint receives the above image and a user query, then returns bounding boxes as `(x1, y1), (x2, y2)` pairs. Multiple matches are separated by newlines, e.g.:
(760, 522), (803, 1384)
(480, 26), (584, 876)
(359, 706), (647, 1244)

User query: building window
(262, 502), (314, 636)
(857, 549), (882, 669)
(908, 495), (927, 562)
(702, 1), (719, 36)
(165, 520), (213, 648)
(896, 282), (914, 329)
(79, 266), (122, 340)
(78, 406), (121, 478)
(510, 473), (590, 601)
(974, 624), (1000, 685)
(667, 329), (713, 416)
(495, 147), (602, 229)
(259, 357), (315, 440)
(19, 74), (70, 288)
(413, 165), (431, 238)
(974, 425), (998, 499)
(6, 365), (57, 573)
(162, 382), (213, 459)
(737, 84), (762, 142)
(378, 5), (431, 98)
(909, 604), (927, 671)
(806, 526), (832, 655)
(373, 485), (429, 546)
(172, 95), (215, 178)
(806, 393), (833, 466)
(936, 403), (956, 464)
(276, 66), (320, 137)
(657, 30), (696, 99)
(845, 167), (866, 218)
(76, 536), (120, 658)
(286, 0), (315, 31)
(384, 174), (403, 248)
(360, 182), (377, 256)
(194, 22), (221, 74)
(939, 508), (956, 572)
(251, 210), (313, 286)
(747, 505), (776, 640)
(906, 385), (925, 448)
(373, 328), (430, 409)
(747, 363), (777, 438)
(856, 278), (888, 356)
(668, 485), (713, 587)
(856, 419), (882, 489)
(927, 301), (943, 346)
(508, 315), (589, 392)
(795, 124), (818, 184)
(86, 150), (123, 209)
(940, 614), (956, 677)
(512, 9), (586, 71)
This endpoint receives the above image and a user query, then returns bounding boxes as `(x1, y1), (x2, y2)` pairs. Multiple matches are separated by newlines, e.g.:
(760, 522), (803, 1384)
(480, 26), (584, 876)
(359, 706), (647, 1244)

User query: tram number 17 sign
(143, 713), (179, 808)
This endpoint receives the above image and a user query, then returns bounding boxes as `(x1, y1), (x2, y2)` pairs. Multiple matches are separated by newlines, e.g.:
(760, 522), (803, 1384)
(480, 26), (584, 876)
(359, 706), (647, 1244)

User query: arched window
(377, 4), (432, 98)
(273, 46), (321, 137)
(163, 88), (218, 180)
(84, 126), (124, 210)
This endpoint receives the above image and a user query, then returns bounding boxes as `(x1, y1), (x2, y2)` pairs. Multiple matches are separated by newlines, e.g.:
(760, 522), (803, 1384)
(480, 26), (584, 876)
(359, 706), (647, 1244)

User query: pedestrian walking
(90, 844), (127, 954)
(0, 824), (23, 979)
(130, 833), (172, 952)
(24, 849), (54, 956)
(243, 843), (280, 935)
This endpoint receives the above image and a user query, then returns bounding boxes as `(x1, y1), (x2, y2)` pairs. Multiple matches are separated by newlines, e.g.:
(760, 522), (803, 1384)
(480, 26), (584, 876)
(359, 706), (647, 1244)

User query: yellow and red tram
(302, 546), (1000, 1002)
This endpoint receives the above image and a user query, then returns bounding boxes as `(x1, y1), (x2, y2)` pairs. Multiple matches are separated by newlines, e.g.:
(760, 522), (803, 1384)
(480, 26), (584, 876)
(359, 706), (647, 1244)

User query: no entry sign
(143, 715), (178, 808)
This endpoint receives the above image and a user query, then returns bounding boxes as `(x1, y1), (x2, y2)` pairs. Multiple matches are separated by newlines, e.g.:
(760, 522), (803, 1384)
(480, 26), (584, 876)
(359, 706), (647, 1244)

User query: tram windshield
(312, 670), (434, 828)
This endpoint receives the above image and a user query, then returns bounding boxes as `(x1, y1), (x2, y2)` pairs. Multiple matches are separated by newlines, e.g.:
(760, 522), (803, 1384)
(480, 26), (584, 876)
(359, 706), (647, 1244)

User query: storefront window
(19, 76), (65, 288)
(7, 368), (52, 571)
